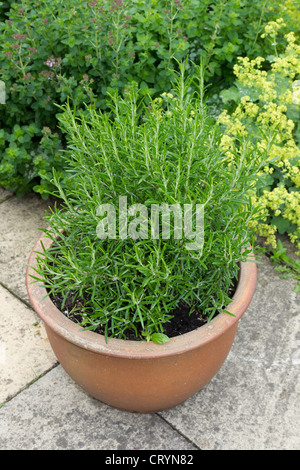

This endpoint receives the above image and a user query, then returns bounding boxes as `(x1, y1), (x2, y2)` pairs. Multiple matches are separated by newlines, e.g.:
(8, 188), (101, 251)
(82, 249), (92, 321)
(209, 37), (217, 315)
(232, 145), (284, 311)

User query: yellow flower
(219, 27), (300, 250)
(292, 80), (300, 104)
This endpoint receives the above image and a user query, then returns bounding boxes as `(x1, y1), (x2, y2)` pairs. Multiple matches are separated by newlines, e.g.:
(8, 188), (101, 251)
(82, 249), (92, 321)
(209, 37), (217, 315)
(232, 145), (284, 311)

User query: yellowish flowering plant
(218, 24), (300, 255)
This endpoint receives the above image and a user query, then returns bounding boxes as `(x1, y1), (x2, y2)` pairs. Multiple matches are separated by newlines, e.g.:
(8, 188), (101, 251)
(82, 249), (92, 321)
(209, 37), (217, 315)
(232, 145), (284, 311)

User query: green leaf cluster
(270, 240), (300, 293)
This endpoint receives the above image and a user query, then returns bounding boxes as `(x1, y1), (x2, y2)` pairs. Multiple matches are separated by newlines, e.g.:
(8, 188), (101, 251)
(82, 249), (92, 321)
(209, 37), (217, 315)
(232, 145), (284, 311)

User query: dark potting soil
(50, 278), (237, 341)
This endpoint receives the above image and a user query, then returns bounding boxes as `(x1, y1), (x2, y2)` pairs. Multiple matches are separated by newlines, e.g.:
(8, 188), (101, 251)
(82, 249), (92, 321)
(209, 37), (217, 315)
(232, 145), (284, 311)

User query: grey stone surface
(0, 365), (197, 450)
(0, 194), (53, 303)
(0, 187), (13, 203)
(159, 255), (300, 450)
(0, 284), (57, 404)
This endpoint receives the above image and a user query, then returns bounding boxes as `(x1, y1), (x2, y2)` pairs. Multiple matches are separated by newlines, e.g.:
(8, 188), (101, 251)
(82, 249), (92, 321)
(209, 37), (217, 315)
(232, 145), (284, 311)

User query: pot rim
(26, 234), (257, 359)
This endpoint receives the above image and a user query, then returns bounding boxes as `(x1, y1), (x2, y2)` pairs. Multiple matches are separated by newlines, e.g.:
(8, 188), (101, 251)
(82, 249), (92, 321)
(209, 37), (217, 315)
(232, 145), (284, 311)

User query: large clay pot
(26, 234), (257, 413)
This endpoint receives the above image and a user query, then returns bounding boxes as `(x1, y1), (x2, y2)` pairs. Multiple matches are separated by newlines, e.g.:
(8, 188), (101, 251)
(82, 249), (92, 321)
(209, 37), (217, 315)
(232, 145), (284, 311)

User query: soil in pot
(49, 278), (238, 341)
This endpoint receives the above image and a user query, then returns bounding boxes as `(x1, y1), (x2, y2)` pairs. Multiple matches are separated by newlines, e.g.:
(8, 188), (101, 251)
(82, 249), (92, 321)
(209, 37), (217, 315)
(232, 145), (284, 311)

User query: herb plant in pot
(26, 64), (261, 413)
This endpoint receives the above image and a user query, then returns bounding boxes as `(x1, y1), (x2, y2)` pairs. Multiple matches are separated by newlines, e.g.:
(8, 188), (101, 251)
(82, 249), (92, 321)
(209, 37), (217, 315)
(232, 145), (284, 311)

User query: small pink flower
(40, 70), (55, 79)
(12, 34), (27, 40)
(23, 72), (32, 80)
(42, 18), (48, 23)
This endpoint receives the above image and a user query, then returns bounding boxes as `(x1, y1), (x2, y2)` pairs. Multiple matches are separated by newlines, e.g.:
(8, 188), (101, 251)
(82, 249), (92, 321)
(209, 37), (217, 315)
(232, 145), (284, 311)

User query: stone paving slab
(0, 284), (57, 404)
(0, 193), (53, 303)
(159, 255), (300, 450)
(0, 187), (13, 203)
(0, 365), (197, 450)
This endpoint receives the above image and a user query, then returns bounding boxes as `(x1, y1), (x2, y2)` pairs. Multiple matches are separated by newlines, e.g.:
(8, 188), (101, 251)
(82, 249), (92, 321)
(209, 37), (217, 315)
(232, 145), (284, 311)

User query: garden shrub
(218, 21), (300, 254)
(0, 1), (10, 22)
(0, 0), (295, 197)
(33, 64), (264, 341)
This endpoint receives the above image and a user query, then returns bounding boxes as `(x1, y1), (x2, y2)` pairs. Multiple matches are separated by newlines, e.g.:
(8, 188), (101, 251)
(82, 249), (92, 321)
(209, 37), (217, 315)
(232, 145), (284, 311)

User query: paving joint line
(0, 362), (59, 408)
(0, 280), (32, 310)
(0, 194), (16, 205)
(156, 413), (201, 450)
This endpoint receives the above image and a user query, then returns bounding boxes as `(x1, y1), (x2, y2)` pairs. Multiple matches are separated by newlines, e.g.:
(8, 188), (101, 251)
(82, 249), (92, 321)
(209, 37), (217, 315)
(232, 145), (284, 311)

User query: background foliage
(0, 0), (296, 197)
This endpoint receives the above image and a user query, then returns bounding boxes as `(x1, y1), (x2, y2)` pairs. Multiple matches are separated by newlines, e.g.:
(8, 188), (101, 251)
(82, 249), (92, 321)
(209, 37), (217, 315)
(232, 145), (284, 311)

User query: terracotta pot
(26, 234), (257, 413)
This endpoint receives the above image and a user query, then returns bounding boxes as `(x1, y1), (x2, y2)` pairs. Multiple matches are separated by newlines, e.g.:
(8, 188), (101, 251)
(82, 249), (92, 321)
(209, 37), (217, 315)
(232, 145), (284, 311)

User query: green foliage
(270, 240), (300, 293)
(0, 0), (292, 196)
(0, 1), (10, 22)
(142, 331), (170, 344)
(0, 123), (63, 197)
(31, 64), (264, 342)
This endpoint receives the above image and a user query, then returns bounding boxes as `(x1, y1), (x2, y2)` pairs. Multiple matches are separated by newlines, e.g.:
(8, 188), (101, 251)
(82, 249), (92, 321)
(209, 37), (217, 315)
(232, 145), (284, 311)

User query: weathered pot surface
(26, 234), (257, 413)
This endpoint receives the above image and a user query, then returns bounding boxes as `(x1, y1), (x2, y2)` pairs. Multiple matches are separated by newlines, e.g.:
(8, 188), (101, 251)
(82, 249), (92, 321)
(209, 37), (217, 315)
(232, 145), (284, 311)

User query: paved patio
(0, 189), (299, 450)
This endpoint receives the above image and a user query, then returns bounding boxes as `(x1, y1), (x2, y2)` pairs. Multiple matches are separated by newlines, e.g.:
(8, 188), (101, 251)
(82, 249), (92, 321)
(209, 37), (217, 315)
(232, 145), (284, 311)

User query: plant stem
(252, 0), (268, 48)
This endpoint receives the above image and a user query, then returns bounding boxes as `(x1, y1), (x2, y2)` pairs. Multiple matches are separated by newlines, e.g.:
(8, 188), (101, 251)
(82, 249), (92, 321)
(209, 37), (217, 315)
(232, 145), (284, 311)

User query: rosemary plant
(32, 63), (263, 343)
